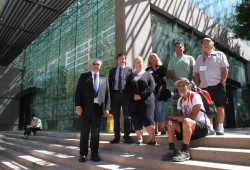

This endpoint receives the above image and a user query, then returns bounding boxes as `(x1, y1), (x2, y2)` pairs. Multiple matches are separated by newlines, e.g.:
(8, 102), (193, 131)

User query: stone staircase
(0, 130), (250, 170)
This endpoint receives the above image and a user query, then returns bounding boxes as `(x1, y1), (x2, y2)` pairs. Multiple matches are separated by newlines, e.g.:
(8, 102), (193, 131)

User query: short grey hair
(90, 58), (102, 66)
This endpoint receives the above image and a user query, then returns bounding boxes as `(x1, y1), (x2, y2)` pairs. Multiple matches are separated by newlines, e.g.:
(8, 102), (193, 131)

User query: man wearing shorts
(194, 37), (229, 135)
(162, 77), (210, 162)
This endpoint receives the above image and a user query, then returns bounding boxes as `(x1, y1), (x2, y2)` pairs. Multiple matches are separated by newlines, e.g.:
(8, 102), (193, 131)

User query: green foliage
(229, 0), (250, 40)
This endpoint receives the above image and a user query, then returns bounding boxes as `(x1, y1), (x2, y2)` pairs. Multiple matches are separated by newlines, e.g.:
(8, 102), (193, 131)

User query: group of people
(74, 37), (229, 163)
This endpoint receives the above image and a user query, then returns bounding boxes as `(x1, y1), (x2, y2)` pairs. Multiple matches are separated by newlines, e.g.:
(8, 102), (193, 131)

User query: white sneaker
(207, 129), (216, 135)
(172, 151), (190, 162)
(207, 126), (215, 135)
(216, 128), (224, 135)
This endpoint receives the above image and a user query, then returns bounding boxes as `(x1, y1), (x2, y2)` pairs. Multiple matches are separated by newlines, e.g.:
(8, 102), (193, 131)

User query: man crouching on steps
(162, 77), (211, 162)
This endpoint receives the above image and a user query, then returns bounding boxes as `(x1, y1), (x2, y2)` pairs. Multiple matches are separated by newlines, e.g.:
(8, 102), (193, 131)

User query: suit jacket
(109, 66), (132, 96)
(125, 71), (155, 101)
(75, 72), (110, 114)
(145, 65), (167, 92)
(125, 71), (155, 115)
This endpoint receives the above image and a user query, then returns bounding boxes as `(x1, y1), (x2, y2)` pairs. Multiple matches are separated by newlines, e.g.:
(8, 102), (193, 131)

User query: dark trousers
(203, 83), (227, 107)
(24, 127), (41, 136)
(79, 104), (102, 156)
(111, 91), (131, 139)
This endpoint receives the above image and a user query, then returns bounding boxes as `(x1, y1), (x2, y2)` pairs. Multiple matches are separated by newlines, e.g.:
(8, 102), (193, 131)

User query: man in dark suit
(109, 53), (133, 144)
(75, 58), (110, 163)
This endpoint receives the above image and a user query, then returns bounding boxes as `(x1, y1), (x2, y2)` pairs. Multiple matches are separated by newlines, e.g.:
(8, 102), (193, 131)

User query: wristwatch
(221, 80), (226, 83)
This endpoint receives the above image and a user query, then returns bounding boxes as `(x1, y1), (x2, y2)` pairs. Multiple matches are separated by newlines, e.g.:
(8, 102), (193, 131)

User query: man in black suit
(109, 53), (133, 144)
(75, 58), (110, 163)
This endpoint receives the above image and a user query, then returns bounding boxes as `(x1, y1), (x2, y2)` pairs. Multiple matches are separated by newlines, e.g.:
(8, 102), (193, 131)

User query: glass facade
(187, 0), (250, 46)
(187, 0), (242, 29)
(150, 11), (203, 115)
(17, 0), (115, 131)
(9, 0), (250, 129)
(150, 11), (250, 126)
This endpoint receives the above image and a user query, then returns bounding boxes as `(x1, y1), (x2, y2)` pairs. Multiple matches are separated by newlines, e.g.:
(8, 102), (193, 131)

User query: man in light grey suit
(75, 58), (110, 163)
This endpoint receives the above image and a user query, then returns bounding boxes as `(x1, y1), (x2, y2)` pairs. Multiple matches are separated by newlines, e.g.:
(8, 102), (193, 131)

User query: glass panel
(19, 0), (115, 131)
(150, 10), (250, 126)
(228, 56), (247, 87)
(186, 0), (242, 30)
(150, 11), (203, 115)
(234, 89), (250, 127)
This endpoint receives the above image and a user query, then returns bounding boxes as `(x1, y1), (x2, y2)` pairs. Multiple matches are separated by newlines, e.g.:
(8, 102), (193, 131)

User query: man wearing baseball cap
(162, 77), (211, 162)
(194, 37), (229, 135)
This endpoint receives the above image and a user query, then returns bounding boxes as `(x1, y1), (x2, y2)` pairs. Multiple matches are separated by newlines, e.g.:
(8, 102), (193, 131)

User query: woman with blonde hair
(146, 53), (167, 135)
(125, 56), (157, 145)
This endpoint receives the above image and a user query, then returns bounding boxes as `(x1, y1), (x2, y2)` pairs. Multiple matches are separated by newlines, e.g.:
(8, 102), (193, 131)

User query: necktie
(118, 67), (122, 90)
(94, 73), (98, 97)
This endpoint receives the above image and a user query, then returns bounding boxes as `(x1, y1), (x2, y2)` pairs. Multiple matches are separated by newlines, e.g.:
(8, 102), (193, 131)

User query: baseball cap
(202, 37), (213, 43)
(174, 77), (190, 86)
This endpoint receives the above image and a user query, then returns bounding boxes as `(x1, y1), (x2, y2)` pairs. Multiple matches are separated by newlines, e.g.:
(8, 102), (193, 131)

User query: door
(18, 87), (35, 130)
(224, 85), (236, 128)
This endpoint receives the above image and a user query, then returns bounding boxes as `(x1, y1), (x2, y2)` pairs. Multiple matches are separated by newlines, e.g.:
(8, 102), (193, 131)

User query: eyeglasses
(92, 63), (100, 66)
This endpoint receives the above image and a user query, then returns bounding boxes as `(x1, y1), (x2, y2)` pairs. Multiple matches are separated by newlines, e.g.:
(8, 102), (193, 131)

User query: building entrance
(18, 87), (36, 130)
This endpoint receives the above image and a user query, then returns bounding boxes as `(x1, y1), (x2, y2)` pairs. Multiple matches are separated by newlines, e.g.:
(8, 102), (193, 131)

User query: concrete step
(5, 131), (250, 149)
(2, 130), (250, 170)
(4, 133), (80, 147)
(3, 134), (250, 167)
(190, 135), (250, 149)
(3, 136), (80, 156)
(0, 145), (70, 170)
(101, 141), (250, 166)
(190, 147), (250, 166)
(0, 154), (31, 170)
(100, 150), (250, 170)
(0, 137), (143, 170)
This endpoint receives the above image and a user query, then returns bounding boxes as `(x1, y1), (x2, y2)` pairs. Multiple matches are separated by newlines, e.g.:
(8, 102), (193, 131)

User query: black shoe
(130, 130), (135, 133)
(147, 140), (157, 146)
(124, 136), (133, 144)
(91, 154), (100, 162)
(124, 114), (131, 119)
(135, 140), (143, 145)
(161, 132), (166, 135)
(79, 155), (87, 162)
(162, 149), (177, 161)
(110, 138), (120, 144)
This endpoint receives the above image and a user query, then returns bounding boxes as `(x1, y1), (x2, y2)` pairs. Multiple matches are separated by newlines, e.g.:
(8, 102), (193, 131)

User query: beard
(179, 91), (187, 97)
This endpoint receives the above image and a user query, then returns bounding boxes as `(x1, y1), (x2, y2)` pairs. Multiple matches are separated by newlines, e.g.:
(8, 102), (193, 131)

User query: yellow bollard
(106, 113), (114, 132)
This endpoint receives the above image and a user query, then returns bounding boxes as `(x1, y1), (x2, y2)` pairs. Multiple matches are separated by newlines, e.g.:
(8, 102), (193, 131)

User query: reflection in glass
(13, 0), (116, 131)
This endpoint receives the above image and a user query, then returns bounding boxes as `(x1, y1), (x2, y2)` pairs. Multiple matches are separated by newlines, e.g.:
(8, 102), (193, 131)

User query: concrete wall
(0, 66), (22, 130)
(115, 0), (153, 67)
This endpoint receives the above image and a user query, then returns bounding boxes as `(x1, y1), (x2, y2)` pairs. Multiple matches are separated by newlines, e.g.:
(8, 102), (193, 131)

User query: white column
(115, 0), (152, 68)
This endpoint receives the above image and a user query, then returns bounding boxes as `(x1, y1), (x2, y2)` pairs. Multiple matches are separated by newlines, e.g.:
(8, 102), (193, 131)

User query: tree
(228, 0), (250, 40)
